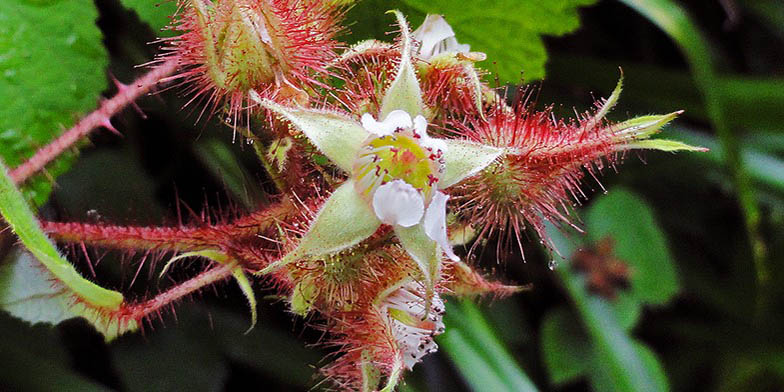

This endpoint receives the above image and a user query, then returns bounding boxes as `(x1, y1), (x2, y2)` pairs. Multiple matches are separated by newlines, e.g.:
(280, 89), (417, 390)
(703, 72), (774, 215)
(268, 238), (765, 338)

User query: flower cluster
(18, 2), (704, 391)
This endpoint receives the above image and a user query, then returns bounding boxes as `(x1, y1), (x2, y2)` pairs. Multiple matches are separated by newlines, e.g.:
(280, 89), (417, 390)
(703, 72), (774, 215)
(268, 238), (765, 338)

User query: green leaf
(400, 0), (597, 82)
(586, 188), (679, 306)
(540, 307), (590, 385)
(119, 0), (178, 37)
(255, 97), (368, 173)
(440, 139), (502, 188)
(0, 0), (108, 205)
(546, 222), (670, 392)
(379, 10), (425, 118)
(440, 300), (538, 392)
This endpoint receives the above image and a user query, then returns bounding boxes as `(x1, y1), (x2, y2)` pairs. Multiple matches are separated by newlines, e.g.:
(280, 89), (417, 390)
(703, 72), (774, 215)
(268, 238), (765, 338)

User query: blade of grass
(619, 0), (769, 317)
(440, 300), (538, 392)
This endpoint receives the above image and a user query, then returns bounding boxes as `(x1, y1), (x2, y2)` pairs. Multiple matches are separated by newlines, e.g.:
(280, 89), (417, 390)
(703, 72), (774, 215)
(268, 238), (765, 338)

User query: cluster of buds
(23, 2), (704, 391)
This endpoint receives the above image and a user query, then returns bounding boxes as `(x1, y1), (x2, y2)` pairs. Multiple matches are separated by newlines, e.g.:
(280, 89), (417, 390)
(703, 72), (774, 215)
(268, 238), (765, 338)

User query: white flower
(412, 15), (470, 60)
(381, 281), (446, 370)
(255, 11), (502, 297)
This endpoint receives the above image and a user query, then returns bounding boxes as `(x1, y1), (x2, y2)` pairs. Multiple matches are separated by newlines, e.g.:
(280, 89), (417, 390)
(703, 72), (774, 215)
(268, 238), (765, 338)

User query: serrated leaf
(400, 0), (597, 82)
(119, 0), (178, 37)
(586, 188), (680, 306)
(0, 1), (108, 205)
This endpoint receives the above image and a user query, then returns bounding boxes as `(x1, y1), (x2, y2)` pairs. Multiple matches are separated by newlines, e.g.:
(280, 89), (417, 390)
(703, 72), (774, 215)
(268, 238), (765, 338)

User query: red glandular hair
(158, 0), (345, 124)
(450, 89), (632, 259)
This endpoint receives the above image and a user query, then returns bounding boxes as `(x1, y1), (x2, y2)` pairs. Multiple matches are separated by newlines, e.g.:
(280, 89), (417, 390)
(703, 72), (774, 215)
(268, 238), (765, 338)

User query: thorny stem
(9, 59), (179, 184)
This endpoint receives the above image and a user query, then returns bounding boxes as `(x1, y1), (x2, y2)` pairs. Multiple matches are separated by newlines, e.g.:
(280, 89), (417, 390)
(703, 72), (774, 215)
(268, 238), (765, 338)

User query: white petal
(361, 113), (393, 137)
(413, 115), (428, 136)
(412, 15), (459, 60)
(384, 110), (414, 131)
(373, 180), (425, 227)
(423, 191), (458, 261)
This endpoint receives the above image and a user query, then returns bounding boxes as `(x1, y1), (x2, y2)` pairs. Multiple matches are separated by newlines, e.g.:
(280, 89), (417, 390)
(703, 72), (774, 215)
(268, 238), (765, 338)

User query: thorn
(100, 119), (123, 137)
(111, 74), (148, 119)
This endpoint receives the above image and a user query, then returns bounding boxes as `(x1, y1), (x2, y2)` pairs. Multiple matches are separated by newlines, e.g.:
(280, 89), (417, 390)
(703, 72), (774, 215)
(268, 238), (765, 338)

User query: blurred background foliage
(1, 0), (783, 391)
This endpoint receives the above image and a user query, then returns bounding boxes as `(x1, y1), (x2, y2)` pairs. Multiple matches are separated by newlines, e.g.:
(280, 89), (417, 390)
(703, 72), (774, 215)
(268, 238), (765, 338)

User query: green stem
(619, 0), (769, 317)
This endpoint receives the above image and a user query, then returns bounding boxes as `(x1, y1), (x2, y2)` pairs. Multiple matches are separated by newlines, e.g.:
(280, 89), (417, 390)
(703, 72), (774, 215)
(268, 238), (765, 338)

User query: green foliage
(440, 300), (538, 392)
(0, 0), (107, 205)
(398, 0), (596, 82)
(586, 189), (679, 306)
(541, 189), (676, 391)
(0, 159), (134, 340)
(120, 0), (178, 36)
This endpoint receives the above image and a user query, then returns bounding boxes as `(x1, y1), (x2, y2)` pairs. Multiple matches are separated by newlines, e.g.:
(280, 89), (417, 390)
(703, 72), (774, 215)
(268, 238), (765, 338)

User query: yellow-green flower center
(353, 133), (443, 202)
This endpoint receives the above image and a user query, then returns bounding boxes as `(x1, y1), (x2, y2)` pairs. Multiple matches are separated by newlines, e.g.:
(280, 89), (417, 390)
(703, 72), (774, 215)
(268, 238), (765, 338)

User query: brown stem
(10, 59), (180, 184)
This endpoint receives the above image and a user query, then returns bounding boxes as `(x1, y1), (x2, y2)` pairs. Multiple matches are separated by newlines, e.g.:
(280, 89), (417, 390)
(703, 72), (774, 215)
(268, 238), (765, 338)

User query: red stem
(118, 262), (234, 321)
(10, 59), (180, 184)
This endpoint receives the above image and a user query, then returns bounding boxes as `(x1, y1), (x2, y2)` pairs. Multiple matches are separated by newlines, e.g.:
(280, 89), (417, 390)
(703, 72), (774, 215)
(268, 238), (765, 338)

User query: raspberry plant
(0, 1), (709, 390)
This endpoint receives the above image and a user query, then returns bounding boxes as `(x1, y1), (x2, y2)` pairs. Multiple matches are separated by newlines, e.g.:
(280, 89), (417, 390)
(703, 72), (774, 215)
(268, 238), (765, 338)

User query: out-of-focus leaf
(194, 138), (266, 209)
(440, 300), (538, 392)
(119, 0), (178, 37)
(585, 188), (679, 306)
(0, 312), (109, 391)
(0, 1), (108, 205)
(666, 127), (784, 193)
(540, 307), (590, 385)
(619, 0), (767, 309)
(546, 206), (672, 391)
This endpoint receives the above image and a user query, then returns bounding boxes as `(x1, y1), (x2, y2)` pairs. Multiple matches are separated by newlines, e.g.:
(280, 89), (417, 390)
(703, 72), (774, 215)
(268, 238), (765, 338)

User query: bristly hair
(156, 0), (346, 129)
(449, 83), (645, 261)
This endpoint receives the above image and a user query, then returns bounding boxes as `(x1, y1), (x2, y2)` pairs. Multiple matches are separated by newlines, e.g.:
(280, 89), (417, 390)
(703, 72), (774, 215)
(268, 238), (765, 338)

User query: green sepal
(254, 97), (368, 173)
(624, 139), (708, 153)
(395, 224), (440, 303)
(160, 249), (258, 332)
(0, 159), (123, 310)
(258, 180), (381, 274)
(361, 350), (382, 392)
(585, 73), (623, 131)
(613, 111), (682, 139)
(267, 137), (294, 171)
(379, 10), (425, 118)
(440, 139), (503, 188)
(291, 279), (319, 317)
(231, 266), (258, 334)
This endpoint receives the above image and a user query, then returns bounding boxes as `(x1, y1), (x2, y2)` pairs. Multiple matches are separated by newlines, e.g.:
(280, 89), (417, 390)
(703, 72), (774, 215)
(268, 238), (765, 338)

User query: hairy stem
(118, 262), (234, 321)
(40, 197), (298, 252)
(10, 59), (180, 184)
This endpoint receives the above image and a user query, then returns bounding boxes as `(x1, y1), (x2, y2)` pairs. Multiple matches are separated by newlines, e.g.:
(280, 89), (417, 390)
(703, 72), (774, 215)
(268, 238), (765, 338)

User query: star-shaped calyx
(251, 10), (502, 298)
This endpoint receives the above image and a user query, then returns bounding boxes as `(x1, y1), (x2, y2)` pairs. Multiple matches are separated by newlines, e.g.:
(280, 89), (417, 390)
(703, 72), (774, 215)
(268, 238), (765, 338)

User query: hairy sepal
(259, 180), (381, 274)
(379, 11), (425, 118)
(254, 96), (367, 172)
(394, 224), (440, 306)
(162, 249), (258, 331)
(440, 139), (503, 188)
